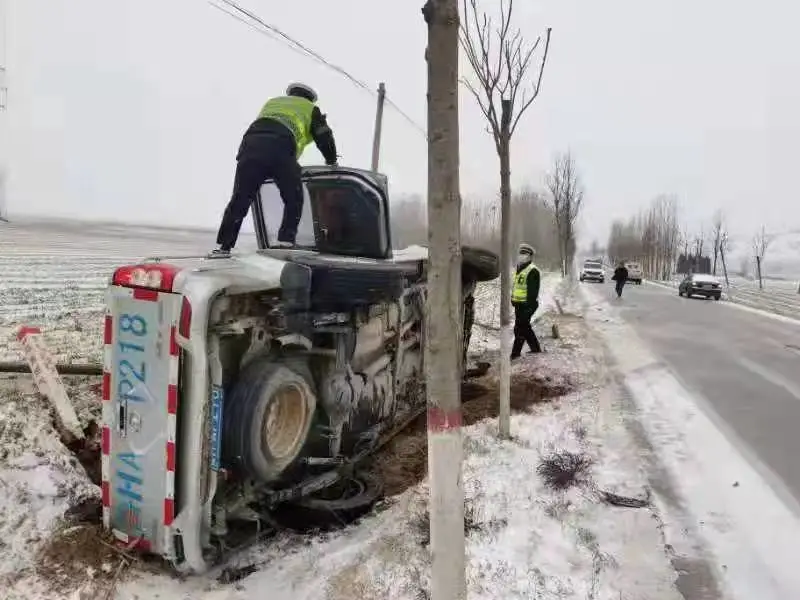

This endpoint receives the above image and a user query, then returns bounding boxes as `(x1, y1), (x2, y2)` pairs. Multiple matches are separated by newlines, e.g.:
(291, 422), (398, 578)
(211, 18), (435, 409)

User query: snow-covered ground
(1, 220), (693, 599)
(583, 284), (800, 600)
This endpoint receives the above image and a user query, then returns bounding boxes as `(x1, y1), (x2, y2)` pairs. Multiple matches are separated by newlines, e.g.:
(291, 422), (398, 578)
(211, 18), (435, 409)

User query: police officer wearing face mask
(510, 242), (543, 358)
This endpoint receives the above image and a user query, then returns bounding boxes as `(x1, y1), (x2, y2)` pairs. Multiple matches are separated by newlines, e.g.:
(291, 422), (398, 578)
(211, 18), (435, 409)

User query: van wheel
(223, 353), (317, 483)
(272, 471), (384, 531)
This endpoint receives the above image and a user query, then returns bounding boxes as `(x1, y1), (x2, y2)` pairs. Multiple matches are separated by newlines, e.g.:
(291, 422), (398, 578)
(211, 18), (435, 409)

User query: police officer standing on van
(510, 242), (543, 359)
(214, 83), (339, 255)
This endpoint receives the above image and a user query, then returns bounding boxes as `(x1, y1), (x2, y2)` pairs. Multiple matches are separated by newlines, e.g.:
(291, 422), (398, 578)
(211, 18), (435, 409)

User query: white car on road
(580, 260), (605, 283)
(625, 262), (643, 285)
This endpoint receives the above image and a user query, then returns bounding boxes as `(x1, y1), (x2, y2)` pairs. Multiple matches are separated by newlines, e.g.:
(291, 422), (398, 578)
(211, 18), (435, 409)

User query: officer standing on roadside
(213, 83), (339, 255)
(510, 242), (543, 359)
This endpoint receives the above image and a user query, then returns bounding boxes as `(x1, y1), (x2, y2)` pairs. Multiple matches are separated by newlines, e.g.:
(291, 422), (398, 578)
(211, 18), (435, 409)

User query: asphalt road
(602, 280), (800, 508)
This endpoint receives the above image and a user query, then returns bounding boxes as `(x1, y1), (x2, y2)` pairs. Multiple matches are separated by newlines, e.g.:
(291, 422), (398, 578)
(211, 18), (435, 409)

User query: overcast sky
(3, 0), (800, 245)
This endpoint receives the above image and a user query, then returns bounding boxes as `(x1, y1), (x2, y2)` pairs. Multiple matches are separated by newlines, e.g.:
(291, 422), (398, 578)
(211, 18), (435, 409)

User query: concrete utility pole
(0, 0), (5, 111)
(498, 99), (512, 438)
(370, 82), (386, 172)
(421, 0), (466, 599)
(0, 0), (8, 221)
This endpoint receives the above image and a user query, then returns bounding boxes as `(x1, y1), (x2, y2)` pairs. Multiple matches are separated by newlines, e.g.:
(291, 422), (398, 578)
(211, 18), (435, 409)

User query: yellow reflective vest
(257, 96), (315, 155)
(511, 263), (538, 303)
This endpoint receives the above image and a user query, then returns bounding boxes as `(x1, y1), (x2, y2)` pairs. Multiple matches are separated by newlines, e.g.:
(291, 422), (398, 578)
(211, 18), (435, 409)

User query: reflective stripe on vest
(511, 263), (538, 303)
(257, 96), (314, 155)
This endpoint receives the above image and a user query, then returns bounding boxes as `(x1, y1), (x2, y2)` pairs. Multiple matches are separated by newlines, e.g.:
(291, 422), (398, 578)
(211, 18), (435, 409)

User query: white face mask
(518, 253), (531, 264)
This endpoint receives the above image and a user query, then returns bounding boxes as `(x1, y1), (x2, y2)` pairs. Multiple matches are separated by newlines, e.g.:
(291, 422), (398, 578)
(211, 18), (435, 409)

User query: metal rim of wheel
(261, 382), (312, 462)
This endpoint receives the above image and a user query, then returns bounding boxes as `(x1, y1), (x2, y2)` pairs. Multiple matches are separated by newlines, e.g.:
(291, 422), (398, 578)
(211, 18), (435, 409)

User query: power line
(208, 0), (427, 139)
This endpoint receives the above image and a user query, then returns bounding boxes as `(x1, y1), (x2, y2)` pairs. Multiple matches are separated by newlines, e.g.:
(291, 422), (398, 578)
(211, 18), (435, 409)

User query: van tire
(462, 246), (500, 282)
(273, 471), (384, 531)
(223, 353), (317, 483)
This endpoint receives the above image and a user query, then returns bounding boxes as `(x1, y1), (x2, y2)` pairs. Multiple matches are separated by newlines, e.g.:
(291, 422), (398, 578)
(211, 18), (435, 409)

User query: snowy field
(1, 219), (692, 599)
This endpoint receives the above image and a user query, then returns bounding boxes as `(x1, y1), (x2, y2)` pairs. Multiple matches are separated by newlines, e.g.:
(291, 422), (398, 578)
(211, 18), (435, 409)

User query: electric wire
(209, 0), (428, 139)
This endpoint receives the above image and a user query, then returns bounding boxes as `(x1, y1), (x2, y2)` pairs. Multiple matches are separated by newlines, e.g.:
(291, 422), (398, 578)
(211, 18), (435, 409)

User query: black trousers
(511, 302), (542, 357)
(216, 142), (304, 250)
(615, 280), (625, 297)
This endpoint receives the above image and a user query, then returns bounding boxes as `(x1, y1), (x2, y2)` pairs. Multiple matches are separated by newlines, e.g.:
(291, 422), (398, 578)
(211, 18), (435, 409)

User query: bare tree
(545, 151), (584, 275)
(391, 189), (561, 267)
(752, 224), (772, 290)
(710, 210), (724, 275)
(460, 0), (551, 439)
(606, 194), (680, 281)
(718, 229), (731, 288)
(422, 0), (466, 597)
(680, 225), (690, 259)
(693, 226), (705, 259)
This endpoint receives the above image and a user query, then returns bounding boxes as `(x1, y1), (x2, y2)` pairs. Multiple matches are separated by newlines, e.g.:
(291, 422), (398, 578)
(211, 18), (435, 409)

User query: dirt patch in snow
(369, 370), (576, 497)
(34, 522), (125, 597)
(0, 372), (105, 596)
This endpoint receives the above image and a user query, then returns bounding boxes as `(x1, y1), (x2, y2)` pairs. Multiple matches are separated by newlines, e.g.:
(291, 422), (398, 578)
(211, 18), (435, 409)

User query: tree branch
(459, 0), (552, 151)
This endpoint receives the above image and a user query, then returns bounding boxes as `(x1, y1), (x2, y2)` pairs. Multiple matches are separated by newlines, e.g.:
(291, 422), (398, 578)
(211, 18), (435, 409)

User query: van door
(103, 284), (181, 556)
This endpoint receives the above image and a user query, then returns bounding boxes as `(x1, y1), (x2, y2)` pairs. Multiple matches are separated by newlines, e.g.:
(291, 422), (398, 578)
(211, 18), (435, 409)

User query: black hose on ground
(0, 361), (103, 376)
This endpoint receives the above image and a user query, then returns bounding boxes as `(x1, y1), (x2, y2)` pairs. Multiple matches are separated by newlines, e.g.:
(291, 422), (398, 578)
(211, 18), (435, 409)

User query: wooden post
(422, 0), (466, 598)
(371, 82), (386, 172)
(16, 326), (84, 443)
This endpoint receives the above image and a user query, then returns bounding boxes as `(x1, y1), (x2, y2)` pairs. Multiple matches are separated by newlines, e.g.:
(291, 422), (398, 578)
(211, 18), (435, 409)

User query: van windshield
(584, 262), (601, 269)
(259, 179), (387, 258)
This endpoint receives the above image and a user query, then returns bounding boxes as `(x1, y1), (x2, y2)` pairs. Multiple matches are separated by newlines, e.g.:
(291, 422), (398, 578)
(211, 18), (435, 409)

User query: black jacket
(237, 105), (338, 165)
(612, 267), (628, 282)
(513, 262), (540, 310)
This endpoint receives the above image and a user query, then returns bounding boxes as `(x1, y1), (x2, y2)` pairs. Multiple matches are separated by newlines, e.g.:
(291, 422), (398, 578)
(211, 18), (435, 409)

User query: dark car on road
(678, 273), (722, 300)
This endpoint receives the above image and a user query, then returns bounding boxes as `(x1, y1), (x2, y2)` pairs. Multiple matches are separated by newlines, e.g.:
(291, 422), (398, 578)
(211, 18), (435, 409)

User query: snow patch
(583, 283), (800, 600)
(0, 377), (98, 589)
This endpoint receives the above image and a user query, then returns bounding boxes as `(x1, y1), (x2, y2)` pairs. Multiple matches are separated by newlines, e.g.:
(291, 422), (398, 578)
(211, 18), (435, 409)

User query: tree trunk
(498, 103), (512, 439)
(756, 255), (763, 290)
(720, 245), (730, 289)
(422, 1), (466, 598)
(712, 245), (719, 275)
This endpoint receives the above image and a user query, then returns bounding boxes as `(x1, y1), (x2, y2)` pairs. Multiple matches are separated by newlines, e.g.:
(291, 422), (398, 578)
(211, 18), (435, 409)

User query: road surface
(604, 280), (800, 508)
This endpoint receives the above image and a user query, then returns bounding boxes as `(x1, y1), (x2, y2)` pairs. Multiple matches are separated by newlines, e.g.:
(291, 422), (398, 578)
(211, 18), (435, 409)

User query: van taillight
(112, 264), (180, 293)
(179, 296), (192, 339)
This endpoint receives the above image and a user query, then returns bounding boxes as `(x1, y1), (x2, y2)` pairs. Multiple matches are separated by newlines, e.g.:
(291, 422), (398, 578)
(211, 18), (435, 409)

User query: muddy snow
(0, 221), (690, 599)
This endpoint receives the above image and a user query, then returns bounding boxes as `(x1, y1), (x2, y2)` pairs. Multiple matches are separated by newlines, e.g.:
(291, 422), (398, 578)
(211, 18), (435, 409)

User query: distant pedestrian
(612, 261), (629, 298)
(510, 243), (543, 359)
